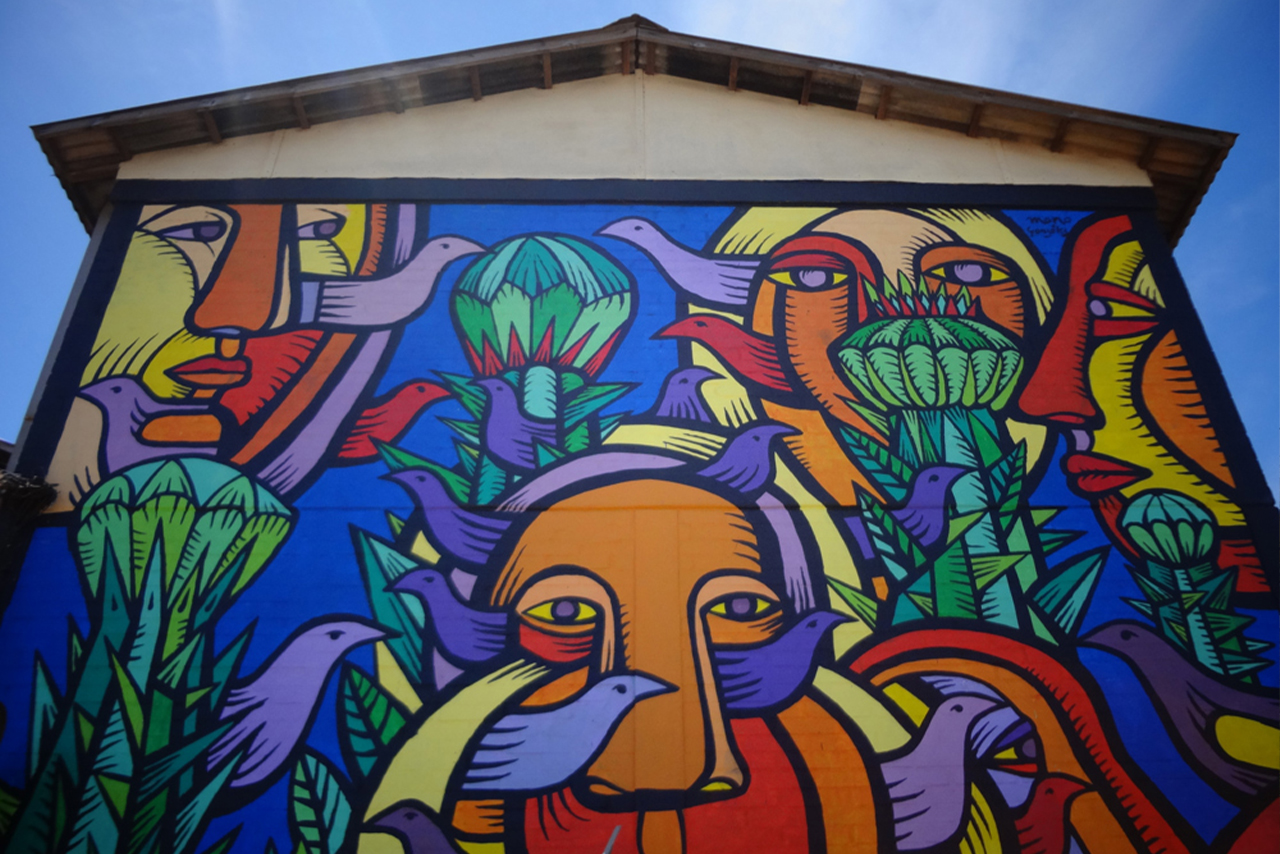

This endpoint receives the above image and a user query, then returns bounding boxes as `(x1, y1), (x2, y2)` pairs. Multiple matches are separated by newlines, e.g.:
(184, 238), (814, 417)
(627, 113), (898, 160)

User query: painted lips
(167, 356), (250, 388)
(1062, 452), (1149, 495)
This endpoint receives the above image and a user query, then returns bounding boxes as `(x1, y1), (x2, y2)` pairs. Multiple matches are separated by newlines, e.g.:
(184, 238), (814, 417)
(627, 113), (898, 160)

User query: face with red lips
(1018, 215), (1247, 533)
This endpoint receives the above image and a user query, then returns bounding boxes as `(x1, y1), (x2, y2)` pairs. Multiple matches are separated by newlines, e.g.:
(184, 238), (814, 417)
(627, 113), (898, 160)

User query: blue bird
(646, 366), (718, 423)
(695, 423), (798, 494)
(477, 377), (557, 471)
(461, 673), (673, 793)
(713, 611), (849, 710)
(392, 568), (510, 665)
(384, 468), (512, 566)
(845, 464), (969, 558)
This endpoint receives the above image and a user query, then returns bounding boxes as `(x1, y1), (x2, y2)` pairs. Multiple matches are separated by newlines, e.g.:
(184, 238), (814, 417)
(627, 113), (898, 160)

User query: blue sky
(1, 0), (1275, 497)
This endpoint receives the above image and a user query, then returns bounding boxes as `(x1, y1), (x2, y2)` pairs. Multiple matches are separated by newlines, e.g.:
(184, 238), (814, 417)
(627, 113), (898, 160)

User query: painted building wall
(2, 75), (1276, 854)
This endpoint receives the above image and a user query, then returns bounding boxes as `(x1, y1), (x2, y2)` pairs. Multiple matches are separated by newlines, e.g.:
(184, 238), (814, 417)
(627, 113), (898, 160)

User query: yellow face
(1075, 241), (1244, 525)
(81, 203), (370, 399)
(491, 479), (788, 804)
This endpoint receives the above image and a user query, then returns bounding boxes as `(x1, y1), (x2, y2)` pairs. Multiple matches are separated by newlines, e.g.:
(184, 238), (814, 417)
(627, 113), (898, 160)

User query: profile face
(84, 203), (370, 402)
(490, 479), (789, 807)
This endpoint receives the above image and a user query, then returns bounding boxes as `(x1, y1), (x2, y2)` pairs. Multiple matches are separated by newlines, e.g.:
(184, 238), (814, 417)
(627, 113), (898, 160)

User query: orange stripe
(776, 696), (881, 853)
(231, 332), (356, 465)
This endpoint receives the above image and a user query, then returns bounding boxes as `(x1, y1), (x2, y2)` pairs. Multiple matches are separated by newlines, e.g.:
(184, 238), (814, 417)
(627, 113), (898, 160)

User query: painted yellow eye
(708, 595), (778, 620)
(768, 269), (849, 289)
(926, 261), (1011, 286)
(524, 598), (599, 625)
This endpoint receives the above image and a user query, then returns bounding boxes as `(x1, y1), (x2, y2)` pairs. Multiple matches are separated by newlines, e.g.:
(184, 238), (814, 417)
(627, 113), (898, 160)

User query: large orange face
(491, 479), (786, 805)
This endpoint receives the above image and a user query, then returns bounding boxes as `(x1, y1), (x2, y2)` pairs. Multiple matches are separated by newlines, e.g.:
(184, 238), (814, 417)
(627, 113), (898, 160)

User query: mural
(0, 195), (1275, 854)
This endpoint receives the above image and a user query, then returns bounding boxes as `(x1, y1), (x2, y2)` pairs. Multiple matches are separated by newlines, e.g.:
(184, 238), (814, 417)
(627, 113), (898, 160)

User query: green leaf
(439, 418), (481, 445)
(172, 748), (241, 854)
(563, 382), (636, 429)
(28, 654), (61, 783)
(1033, 547), (1108, 638)
(473, 454), (508, 505)
(352, 528), (426, 686)
(385, 511), (406, 539)
(136, 720), (234, 802)
(338, 664), (410, 780)
(970, 554), (1022, 590)
(837, 427), (912, 502)
(0, 778), (21, 837)
(1038, 529), (1085, 557)
(932, 539), (978, 619)
(827, 578), (878, 630)
(289, 750), (353, 854)
(598, 412), (626, 441)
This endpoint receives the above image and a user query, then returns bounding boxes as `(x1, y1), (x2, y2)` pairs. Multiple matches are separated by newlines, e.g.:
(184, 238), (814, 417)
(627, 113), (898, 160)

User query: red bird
(338, 380), (450, 462)
(1015, 774), (1088, 854)
(655, 316), (793, 394)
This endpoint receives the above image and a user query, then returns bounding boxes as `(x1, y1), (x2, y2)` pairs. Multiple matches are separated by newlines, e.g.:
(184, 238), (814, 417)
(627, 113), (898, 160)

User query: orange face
(491, 479), (786, 805)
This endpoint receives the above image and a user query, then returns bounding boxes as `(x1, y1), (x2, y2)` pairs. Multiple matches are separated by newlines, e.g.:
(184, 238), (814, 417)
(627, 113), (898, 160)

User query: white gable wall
(116, 74), (1149, 187)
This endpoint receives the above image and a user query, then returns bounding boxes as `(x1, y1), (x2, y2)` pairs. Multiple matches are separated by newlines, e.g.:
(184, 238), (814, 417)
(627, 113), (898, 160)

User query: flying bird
(304, 235), (485, 328)
(79, 377), (217, 473)
(384, 468), (512, 566)
(655, 316), (792, 394)
(477, 377), (558, 471)
(461, 673), (673, 793)
(646, 366), (718, 423)
(713, 611), (848, 710)
(844, 465), (970, 558)
(879, 694), (1000, 851)
(695, 423), (797, 494)
(392, 568), (511, 666)
(208, 617), (389, 789)
(1081, 621), (1279, 804)
(339, 380), (451, 462)
(367, 802), (462, 854)
(1015, 775), (1089, 854)
(596, 218), (760, 308)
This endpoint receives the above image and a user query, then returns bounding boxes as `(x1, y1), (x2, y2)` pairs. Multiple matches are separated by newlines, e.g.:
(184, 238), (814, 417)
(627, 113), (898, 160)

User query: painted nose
(583, 615), (742, 802)
(190, 204), (286, 335)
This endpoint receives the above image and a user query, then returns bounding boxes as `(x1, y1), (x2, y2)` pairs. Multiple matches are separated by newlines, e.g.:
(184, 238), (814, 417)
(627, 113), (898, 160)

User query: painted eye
(327, 630), (345, 640)
(767, 268), (849, 290)
(155, 220), (227, 242)
(525, 598), (599, 625)
(926, 261), (1011, 286)
(709, 595), (778, 620)
(298, 218), (344, 239)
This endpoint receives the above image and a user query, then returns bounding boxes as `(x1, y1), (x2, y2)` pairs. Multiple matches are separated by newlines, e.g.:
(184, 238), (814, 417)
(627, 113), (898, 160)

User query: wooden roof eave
(31, 15), (1234, 245)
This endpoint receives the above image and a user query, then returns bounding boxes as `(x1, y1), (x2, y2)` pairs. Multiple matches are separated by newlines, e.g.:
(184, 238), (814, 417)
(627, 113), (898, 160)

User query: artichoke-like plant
(836, 317), (1023, 412)
(451, 235), (636, 379)
(1118, 489), (1268, 681)
(1119, 489), (1217, 568)
(7, 458), (295, 854)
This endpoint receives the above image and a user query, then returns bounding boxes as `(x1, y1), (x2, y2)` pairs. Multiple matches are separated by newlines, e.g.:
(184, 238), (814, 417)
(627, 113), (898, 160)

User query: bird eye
(298, 218), (344, 239)
(524, 598), (599, 625)
(614, 683), (627, 694)
(1120, 629), (1135, 640)
(928, 474), (939, 482)
(1046, 787), (1055, 795)
(694, 320), (707, 328)
(111, 385), (123, 393)
(950, 703), (964, 713)
(633, 225), (643, 232)
(327, 630), (345, 640)
(708, 595), (778, 621)
(440, 242), (450, 250)
(405, 812), (418, 821)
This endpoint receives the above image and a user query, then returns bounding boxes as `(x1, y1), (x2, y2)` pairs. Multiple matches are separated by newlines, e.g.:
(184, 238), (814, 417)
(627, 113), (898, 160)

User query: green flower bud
(1119, 490), (1217, 567)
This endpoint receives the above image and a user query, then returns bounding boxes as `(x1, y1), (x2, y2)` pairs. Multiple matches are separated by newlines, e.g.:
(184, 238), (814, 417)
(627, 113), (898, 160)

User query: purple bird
(368, 802), (461, 854)
(1082, 621), (1279, 804)
(695, 423), (798, 494)
(384, 468), (512, 566)
(392, 568), (511, 666)
(879, 694), (1000, 850)
(477, 377), (558, 471)
(646, 366), (717, 423)
(845, 465), (969, 558)
(596, 218), (759, 308)
(208, 617), (388, 789)
(301, 235), (485, 328)
(713, 610), (849, 710)
(79, 377), (217, 474)
(461, 673), (673, 793)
